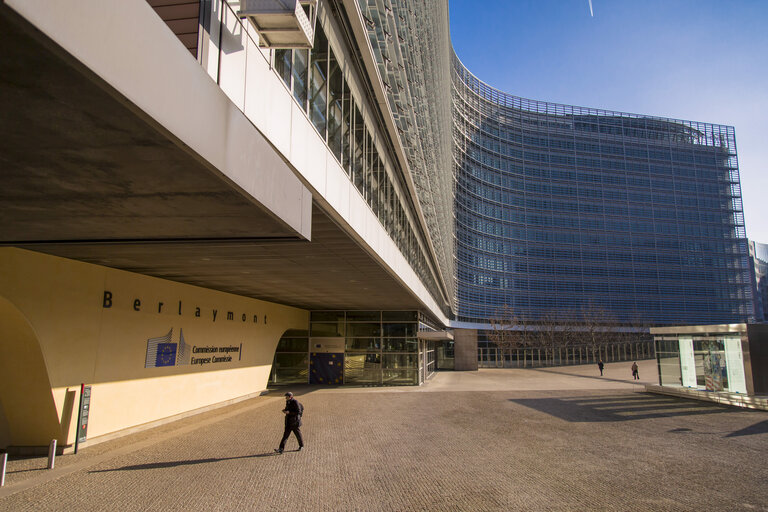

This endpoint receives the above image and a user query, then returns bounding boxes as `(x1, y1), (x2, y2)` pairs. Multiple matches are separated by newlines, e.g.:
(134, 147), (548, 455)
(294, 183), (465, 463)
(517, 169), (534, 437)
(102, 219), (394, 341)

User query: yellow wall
(0, 397), (9, 446)
(0, 248), (308, 448)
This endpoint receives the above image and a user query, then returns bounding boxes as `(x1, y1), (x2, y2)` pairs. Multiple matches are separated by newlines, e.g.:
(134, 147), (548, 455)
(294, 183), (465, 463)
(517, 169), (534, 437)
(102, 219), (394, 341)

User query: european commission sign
(145, 328), (242, 368)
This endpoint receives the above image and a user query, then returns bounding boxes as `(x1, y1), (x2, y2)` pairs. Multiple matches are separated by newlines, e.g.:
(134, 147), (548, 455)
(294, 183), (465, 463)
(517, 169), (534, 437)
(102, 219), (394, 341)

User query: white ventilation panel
(238, 0), (317, 49)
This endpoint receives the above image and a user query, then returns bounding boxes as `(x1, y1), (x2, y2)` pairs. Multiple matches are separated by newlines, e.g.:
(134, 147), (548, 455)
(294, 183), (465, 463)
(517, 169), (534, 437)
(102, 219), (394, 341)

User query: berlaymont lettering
(102, 290), (268, 325)
(101, 290), (267, 369)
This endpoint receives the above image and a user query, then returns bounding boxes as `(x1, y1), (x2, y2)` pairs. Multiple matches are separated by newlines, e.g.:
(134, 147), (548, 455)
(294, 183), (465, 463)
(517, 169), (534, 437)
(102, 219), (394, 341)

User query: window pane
(364, 131), (373, 203)
(382, 323), (416, 337)
(382, 311), (418, 321)
(382, 353), (418, 368)
(347, 322), (381, 337)
(382, 339), (418, 352)
(292, 49), (308, 110)
(353, 105), (365, 194)
(275, 337), (308, 352)
(274, 49), (292, 88)
(311, 311), (345, 322)
(328, 47), (343, 160)
(345, 353), (381, 385)
(346, 338), (381, 351)
(310, 322), (345, 337)
(309, 25), (328, 137)
(270, 353), (309, 385)
(346, 311), (380, 322)
(381, 369), (418, 385)
(342, 85), (352, 174)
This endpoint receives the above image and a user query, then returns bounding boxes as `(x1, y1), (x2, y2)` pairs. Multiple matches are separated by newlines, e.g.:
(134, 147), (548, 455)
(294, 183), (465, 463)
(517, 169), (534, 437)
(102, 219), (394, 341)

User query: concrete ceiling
(0, 6), (422, 312)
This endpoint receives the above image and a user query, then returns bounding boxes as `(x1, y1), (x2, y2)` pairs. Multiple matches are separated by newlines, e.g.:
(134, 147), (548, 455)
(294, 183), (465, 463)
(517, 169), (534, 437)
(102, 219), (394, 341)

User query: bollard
(47, 439), (57, 469)
(1, 451), (7, 487)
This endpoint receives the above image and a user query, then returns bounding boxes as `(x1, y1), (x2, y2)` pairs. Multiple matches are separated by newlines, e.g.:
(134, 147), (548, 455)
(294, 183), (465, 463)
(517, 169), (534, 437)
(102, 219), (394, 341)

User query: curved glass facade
(452, 56), (753, 325)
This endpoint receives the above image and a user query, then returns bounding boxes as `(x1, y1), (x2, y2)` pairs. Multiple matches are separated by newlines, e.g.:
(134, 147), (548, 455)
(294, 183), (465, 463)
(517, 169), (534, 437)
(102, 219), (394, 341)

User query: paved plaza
(1, 360), (767, 511)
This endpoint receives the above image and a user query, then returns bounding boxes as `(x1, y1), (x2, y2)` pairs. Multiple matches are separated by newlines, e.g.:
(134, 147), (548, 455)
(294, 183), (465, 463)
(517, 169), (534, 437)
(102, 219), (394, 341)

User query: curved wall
(452, 55), (753, 325)
(0, 248), (308, 449)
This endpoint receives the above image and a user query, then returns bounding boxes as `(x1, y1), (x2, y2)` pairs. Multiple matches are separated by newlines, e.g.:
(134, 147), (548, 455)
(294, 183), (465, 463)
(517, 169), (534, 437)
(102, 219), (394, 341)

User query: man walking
(631, 361), (639, 380)
(598, 359), (604, 376)
(275, 392), (304, 454)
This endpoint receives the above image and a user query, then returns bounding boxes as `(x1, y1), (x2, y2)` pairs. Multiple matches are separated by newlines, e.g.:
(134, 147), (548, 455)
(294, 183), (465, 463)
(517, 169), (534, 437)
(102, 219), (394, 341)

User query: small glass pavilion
(651, 324), (768, 395)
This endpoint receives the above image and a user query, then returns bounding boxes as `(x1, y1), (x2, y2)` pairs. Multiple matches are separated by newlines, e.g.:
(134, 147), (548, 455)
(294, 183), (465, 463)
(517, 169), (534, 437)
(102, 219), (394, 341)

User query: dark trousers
(279, 424), (303, 450)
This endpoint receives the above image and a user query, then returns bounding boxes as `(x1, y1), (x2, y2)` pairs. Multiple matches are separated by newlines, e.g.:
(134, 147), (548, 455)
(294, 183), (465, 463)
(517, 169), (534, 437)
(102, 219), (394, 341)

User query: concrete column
(454, 328), (478, 371)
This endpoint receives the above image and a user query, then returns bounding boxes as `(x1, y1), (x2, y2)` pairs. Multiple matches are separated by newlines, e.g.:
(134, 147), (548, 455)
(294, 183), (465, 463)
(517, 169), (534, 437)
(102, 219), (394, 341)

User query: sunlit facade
(0, 0), (757, 453)
(452, 58), (753, 326)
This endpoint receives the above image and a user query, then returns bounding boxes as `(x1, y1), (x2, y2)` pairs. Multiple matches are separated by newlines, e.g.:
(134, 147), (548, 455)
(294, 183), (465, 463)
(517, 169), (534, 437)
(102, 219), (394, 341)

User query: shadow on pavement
(7, 467), (48, 475)
(529, 367), (646, 385)
(88, 451), (284, 473)
(726, 419), (768, 438)
(510, 392), (731, 422)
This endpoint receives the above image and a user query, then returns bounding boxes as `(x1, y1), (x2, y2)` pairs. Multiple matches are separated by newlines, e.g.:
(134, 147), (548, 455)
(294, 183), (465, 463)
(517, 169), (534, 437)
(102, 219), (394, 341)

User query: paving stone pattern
(1, 361), (767, 511)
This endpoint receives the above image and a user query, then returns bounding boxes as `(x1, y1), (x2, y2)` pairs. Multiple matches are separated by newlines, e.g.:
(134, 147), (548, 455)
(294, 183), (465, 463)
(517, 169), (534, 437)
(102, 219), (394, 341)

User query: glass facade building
(265, 2), (758, 384)
(452, 57), (753, 326)
(270, 21), (450, 313)
(749, 241), (768, 322)
(652, 324), (768, 395)
(269, 311), (452, 386)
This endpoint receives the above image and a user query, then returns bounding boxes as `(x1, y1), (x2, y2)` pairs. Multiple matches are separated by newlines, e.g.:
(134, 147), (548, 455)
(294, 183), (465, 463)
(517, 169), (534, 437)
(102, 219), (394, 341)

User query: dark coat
(283, 398), (303, 427)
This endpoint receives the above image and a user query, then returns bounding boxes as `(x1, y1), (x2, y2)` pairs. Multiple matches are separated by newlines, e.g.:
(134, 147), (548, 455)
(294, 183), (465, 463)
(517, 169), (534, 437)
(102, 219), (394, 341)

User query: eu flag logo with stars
(155, 343), (177, 367)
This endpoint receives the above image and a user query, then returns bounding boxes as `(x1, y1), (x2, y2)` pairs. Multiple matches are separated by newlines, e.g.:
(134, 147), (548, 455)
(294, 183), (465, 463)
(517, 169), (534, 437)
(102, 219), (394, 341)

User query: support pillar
(453, 329), (479, 371)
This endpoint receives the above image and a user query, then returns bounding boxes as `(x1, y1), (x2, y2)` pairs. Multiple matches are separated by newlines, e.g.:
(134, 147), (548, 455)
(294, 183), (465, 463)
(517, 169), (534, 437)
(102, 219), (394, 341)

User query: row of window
(455, 112), (730, 164)
(457, 292), (753, 309)
(454, 125), (728, 168)
(457, 272), (751, 294)
(453, 68), (735, 151)
(457, 254), (747, 274)
(309, 321), (417, 338)
(458, 146), (734, 186)
(460, 165), (732, 197)
(456, 212), (734, 238)
(271, 24), (442, 307)
(457, 294), (753, 313)
(451, 51), (748, 325)
(457, 181), (732, 214)
(455, 228), (745, 252)
(454, 150), (734, 185)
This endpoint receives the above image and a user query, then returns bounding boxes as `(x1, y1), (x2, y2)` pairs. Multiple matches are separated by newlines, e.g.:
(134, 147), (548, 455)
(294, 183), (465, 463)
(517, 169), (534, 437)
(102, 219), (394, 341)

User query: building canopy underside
(0, 8), (426, 313)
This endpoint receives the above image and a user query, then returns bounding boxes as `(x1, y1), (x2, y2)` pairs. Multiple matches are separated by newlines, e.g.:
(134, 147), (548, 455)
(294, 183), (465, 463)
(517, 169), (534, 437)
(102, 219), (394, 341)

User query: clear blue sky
(449, 0), (768, 242)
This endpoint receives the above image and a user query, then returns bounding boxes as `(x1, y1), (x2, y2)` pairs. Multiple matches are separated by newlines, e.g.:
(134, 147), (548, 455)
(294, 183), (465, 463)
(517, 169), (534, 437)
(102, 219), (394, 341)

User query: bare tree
(487, 306), (533, 366)
(535, 310), (564, 366)
(578, 301), (619, 363)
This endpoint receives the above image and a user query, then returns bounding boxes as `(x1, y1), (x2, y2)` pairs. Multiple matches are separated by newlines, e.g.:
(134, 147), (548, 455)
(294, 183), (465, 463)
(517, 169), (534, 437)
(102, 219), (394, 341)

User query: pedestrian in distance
(631, 361), (639, 380)
(598, 359), (604, 376)
(275, 391), (304, 454)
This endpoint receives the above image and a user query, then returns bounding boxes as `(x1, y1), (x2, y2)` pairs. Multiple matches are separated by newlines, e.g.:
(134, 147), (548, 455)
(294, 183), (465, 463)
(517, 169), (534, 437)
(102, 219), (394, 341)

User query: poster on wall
(724, 337), (747, 394)
(703, 348), (725, 392)
(679, 337), (697, 388)
(144, 328), (242, 369)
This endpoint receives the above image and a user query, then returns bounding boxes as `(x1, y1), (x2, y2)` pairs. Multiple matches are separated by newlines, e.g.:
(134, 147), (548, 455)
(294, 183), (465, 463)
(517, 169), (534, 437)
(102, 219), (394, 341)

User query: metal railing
(478, 341), (655, 368)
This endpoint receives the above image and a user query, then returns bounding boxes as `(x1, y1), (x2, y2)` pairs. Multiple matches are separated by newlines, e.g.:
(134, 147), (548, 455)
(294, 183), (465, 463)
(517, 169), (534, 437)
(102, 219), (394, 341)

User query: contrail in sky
(589, 0), (594, 17)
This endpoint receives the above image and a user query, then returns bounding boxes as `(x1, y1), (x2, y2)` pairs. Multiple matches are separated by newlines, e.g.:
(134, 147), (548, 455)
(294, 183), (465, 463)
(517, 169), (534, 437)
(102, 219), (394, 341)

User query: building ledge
(645, 384), (768, 411)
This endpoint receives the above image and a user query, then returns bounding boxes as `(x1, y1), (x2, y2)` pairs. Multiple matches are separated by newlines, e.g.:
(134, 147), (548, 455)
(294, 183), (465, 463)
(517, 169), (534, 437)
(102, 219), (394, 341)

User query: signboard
(75, 384), (91, 453)
(724, 337), (747, 393)
(679, 337), (697, 388)
(309, 337), (345, 353)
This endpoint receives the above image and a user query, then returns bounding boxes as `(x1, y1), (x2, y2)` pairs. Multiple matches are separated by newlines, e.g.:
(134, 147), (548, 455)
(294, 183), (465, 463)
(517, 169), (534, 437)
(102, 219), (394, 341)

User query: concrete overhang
(0, 1), (310, 245)
(0, 1), (436, 314)
(649, 324), (749, 335)
(417, 331), (454, 342)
